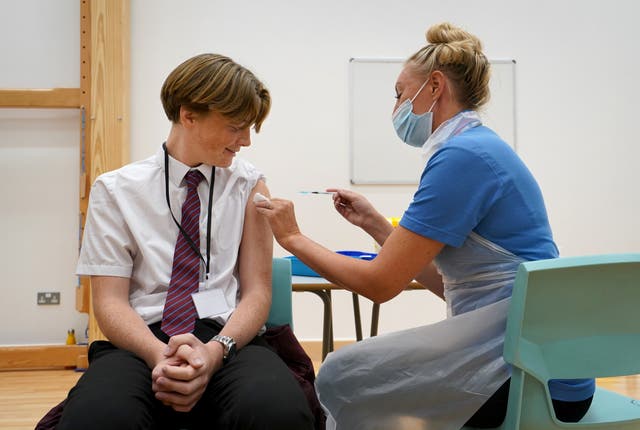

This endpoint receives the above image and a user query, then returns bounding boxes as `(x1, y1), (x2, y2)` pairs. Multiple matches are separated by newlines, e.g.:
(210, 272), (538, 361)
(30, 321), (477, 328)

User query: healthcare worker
(255, 22), (594, 430)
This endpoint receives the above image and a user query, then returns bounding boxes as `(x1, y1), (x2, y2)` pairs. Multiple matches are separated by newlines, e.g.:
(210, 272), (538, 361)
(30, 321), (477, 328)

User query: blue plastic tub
(285, 250), (377, 277)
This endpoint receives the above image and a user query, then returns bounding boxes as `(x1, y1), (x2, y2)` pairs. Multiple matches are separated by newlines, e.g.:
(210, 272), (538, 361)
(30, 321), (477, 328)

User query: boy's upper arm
(237, 179), (273, 298)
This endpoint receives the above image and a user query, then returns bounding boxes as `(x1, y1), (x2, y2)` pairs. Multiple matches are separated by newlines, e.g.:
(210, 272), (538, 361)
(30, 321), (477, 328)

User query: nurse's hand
(327, 188), (379, 229)
(254, 198), (302, 249)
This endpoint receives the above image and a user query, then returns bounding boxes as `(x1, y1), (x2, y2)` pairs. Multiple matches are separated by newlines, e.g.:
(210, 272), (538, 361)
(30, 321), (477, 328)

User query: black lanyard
(162, 142), (215, 279)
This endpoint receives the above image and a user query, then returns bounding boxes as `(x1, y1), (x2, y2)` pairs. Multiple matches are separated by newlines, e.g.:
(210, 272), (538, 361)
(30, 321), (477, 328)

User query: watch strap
(212, 334), (236, 364)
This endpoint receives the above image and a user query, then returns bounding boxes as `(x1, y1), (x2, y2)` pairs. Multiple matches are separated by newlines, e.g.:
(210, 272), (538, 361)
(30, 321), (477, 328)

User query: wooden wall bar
(88, 0), (130, 179)
(84, 0), (130, 343)
(0, 88), (81, 108)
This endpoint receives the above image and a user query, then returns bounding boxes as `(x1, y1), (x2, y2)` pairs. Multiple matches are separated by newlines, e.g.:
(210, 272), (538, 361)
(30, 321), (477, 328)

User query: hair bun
(408, 22), (490, 109)
(426, 22), (482, 52)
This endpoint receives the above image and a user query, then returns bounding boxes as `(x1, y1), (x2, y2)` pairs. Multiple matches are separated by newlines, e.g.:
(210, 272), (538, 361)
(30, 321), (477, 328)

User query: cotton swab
(253, 192), (271, 203)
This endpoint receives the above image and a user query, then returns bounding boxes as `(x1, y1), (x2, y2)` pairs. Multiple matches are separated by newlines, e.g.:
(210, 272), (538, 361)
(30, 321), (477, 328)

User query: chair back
(267, 257), (294, 329)
(501, 253), (640, 430)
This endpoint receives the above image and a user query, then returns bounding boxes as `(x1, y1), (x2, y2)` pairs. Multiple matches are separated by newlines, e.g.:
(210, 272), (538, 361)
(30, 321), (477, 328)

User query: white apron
(315, 232), (525, 430)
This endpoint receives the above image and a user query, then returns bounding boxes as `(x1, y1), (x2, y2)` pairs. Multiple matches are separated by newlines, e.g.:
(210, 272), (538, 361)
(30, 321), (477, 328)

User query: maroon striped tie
(161, 170), (205, 336)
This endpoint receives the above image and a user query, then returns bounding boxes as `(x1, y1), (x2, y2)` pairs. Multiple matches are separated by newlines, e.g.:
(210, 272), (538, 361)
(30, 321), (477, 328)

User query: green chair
(464, 253), (640, 430)
(267, 257), (294, 329)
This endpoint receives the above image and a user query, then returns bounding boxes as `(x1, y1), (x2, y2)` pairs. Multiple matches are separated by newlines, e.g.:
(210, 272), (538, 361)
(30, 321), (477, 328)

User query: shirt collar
(155, 146), (214, 187)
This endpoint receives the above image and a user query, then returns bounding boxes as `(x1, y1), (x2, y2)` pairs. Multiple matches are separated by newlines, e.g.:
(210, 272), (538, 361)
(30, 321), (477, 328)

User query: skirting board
(0, 344), (88, 370)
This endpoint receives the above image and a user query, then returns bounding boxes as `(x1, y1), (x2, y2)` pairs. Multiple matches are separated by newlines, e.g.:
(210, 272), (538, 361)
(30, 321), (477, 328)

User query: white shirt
(77, 147), (265, 325)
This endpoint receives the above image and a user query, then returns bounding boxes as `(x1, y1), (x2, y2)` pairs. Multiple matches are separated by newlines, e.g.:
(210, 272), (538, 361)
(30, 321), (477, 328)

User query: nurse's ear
(428, 70), (447, 99)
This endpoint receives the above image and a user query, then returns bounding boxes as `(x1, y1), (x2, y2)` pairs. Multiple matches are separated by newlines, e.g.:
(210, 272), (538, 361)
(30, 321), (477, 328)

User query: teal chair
(464, 253), (640, 430)
(267, 257), (294, 329)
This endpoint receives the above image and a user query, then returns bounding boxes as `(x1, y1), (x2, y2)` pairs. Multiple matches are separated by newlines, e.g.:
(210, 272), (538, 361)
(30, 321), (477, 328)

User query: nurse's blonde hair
(407, 22), (490, 110)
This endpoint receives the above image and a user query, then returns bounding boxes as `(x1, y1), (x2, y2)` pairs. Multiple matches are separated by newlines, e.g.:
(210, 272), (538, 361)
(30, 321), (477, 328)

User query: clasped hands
(151, 333), (223, 412)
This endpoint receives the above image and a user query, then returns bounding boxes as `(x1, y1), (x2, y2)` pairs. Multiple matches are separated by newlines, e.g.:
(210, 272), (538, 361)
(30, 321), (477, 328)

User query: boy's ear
(179, 106), (197, 127)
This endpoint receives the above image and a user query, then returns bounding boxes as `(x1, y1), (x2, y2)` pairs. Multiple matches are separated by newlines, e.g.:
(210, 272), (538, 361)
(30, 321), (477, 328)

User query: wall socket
(37, 292), (61, 305)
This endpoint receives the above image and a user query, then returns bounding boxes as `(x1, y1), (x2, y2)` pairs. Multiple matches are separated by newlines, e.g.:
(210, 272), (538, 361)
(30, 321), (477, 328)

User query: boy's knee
(225, 372), (314, 429)
(57, 398), (153, 430)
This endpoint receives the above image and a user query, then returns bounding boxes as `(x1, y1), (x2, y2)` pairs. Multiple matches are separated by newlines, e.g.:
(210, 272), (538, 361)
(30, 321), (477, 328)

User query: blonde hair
(407, 22), (490, 110)
(161, 53), (271, 132)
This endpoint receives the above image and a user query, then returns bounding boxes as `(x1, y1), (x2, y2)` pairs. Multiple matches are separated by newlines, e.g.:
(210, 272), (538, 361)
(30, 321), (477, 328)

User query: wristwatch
(212, 335), (237, 364)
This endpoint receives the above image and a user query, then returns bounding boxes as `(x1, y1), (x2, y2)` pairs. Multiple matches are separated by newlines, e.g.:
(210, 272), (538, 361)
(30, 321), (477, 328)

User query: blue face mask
(392, 79), (438, 147)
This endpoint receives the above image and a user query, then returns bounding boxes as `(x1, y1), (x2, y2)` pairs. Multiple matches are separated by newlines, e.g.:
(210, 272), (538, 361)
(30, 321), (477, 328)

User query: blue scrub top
(400, 125), (595, 402)
(402, 125), (558, 260)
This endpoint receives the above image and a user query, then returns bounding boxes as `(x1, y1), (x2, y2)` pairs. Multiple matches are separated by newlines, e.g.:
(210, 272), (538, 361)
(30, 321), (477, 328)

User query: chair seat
(461, 388), (640, 430)
(580, 387), (640, 425)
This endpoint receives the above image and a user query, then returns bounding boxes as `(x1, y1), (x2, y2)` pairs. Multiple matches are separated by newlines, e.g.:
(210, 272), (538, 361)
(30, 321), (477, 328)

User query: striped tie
(161, 170), (205, 336)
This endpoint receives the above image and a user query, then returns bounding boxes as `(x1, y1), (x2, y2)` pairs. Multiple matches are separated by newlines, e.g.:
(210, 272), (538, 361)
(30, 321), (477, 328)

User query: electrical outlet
(37, 292), (61, 305)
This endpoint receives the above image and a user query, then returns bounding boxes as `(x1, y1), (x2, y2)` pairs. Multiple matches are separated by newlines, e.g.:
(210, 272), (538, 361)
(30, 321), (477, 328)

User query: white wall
(2, 0), (638, 345)
(0, 0), (86, 345)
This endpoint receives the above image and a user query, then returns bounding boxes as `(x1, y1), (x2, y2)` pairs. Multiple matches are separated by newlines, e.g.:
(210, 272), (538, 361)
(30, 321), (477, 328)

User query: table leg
(351, 293), (363, 341)
(328, 290), (334, 355)
(370, 303), (380, 337)
(309, 289), (334, 360)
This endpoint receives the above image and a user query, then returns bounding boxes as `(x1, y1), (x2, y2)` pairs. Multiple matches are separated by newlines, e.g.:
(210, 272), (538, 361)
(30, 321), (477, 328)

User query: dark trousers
(57, 320), (314, 430)
(465, 379), (594, 428)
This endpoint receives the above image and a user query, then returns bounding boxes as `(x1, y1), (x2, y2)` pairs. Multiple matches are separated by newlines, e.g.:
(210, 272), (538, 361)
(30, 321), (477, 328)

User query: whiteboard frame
(348, 57), (517, 185)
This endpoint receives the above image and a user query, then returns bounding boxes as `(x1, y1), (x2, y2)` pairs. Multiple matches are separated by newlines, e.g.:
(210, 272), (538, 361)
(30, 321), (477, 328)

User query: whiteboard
(349, 58), (516, 184)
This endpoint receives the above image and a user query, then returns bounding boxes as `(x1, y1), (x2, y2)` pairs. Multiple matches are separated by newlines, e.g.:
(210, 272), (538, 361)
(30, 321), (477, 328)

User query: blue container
(285, 250), (377, 277)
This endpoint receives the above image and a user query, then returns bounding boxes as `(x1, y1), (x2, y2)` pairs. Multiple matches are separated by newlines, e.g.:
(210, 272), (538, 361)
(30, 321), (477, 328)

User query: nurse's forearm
(280, 233), (384, 299)
(280, 232), (421, 304)
(362, 212), (395, 247)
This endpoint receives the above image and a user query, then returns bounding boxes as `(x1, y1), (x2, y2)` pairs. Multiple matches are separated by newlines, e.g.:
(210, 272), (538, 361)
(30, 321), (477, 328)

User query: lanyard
(162, 142), (215, 279)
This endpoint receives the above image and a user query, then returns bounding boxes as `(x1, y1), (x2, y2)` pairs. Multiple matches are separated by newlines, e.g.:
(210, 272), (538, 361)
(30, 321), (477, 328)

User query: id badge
(192, 282), (230, 319)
